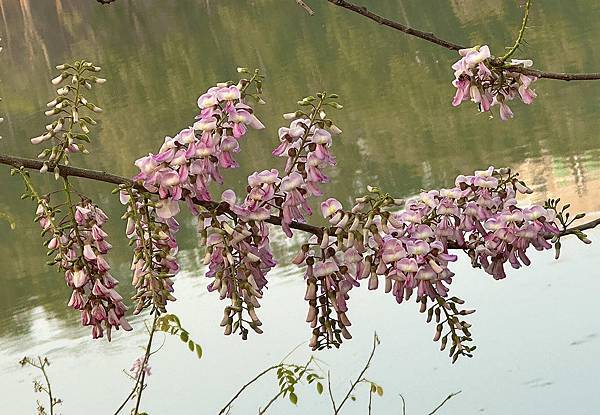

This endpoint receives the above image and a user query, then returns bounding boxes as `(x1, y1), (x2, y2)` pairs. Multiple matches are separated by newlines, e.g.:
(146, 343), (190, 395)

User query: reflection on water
(1, 0), (600, 413)
(4, 230), (600, 414)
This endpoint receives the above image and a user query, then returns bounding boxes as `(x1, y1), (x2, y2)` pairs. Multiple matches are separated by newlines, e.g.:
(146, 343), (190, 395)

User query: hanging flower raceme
(451, 45), (538, 120)
(271, 93), (343, 237)
(30, 60), (106, 172)
(301, 246), (355, 350)
(20, 61), (130, 340)
(35, 195), (131, 340)
(133, 72), (266, 220)
(199, 190), (276, 339)
(120, 187), (179, 315)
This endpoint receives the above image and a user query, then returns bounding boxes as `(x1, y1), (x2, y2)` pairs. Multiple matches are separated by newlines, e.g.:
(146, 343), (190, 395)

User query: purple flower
(451, 45), (537, 119)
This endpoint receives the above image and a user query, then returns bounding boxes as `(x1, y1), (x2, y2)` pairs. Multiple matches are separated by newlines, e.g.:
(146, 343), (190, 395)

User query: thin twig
(295, 0), (314, 15)
(219, 366), (280, 415)
(133, 316), (158, 414)
(258, 389), (286, 415)
(257, 357), (313, 415)
(334, 333), (379, 414)
(500, 0), (532, 61)
(325, 0), (463, 50)
(113, 316), (158, 415)
(19, 356), (61, 415)
(38, 358), (56, 415)
(327, 370), (337, 413)
(323, 0), (600, 81)
(220, 342), (310, 415)
(398, 394), (406, 415)
(427, 390), (462, 415)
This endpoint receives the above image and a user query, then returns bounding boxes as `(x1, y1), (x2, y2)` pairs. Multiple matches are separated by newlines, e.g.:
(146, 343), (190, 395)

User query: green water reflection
(1, 0), (599, 344)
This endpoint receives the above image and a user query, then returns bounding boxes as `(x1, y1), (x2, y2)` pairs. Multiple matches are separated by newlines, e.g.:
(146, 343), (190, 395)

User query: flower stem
(500, 0), (532, 62)
(133, 316), (158, 414)
(38, 357), (56, 415)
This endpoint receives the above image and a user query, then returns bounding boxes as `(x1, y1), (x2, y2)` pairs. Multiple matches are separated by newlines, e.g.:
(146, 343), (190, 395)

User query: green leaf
(195, 344), (203, 359)
(376, 385), (384, 396)
(188, 340), (194, 352)
(289, 392), (298, 405)
(316, 382), (324, 395)
(180, 331), (189, 343)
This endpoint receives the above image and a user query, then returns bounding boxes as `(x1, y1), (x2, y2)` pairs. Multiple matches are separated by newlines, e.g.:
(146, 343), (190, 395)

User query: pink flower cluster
(294, 167), (559, 349)
(133, 82), (265, 219)
(273, 117), (340, 236)
(451, 45), (537, 120)
(200, 191), (276, 339)
(198, 93), (342, 338)
(36, 197), (131, 340)
(131, 73), (272, 332)
(212, 110), (341, 237)
(121, 189), (179, 314)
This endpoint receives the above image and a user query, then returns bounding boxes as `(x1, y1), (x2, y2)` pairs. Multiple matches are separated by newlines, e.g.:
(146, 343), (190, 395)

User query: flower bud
(329, 124), (342, 135)
(30, 133), (52, 144)
(51, 74), (64, 85)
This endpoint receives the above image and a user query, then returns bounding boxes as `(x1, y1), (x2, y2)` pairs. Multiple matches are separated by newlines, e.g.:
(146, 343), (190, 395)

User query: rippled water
(1, 1), (599, 413)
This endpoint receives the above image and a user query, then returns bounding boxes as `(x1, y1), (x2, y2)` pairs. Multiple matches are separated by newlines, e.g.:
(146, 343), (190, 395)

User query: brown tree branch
(325, 0), (464, 51)
(323, 0), (600, 81)
(1, 153), (598, 243)
(0, 153), (324, 236)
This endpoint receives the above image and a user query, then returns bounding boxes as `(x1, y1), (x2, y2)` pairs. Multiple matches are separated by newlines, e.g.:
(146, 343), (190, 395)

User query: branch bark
(323, 0), (600, 81)
(1, 153), (598, 244)
(0, 153), (324, 236)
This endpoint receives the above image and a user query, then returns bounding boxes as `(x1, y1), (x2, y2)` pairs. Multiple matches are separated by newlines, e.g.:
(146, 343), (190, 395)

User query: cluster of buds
(421, 296), (476, 362)
(298, 247), (355, 350)
(120, 187), (179, 315)
(133, 70), (266, 219)
(34, 194), (130, 340)
(291, 167), (559, 354)
(30, 60), (105, 172)
(451, 45), (537, 120)
(199, 191), (276, 339)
